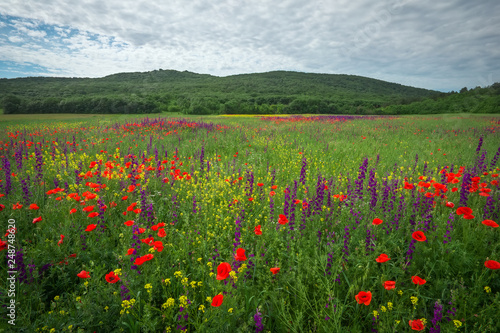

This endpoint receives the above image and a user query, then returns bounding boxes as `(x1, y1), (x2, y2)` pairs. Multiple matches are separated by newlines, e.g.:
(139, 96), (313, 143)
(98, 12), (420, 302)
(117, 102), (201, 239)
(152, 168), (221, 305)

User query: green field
(0, 113), (499, 332)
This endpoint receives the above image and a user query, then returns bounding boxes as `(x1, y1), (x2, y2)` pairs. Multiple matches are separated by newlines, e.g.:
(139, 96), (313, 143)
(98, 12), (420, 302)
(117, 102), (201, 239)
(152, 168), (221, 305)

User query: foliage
(0, 114), (499, 332)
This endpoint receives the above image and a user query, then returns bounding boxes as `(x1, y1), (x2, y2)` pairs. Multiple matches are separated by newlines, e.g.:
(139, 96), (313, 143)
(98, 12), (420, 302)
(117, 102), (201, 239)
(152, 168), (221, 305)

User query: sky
(0, 0), (499, 92)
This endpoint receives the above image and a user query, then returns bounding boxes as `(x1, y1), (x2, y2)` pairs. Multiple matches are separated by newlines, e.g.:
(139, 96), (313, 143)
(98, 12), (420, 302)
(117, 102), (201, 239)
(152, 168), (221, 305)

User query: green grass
(0, 114), (499, 332)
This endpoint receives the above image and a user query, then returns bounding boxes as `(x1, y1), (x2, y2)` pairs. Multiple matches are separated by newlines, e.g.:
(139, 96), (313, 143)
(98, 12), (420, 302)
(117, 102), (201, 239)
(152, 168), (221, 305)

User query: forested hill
(0, 69), (467, 115)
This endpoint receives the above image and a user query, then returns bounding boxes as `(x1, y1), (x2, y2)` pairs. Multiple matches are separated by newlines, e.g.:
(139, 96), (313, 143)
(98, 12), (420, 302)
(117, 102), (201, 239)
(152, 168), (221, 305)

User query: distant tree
(460, 87), (468, 93)
(2, 95), (23, 114)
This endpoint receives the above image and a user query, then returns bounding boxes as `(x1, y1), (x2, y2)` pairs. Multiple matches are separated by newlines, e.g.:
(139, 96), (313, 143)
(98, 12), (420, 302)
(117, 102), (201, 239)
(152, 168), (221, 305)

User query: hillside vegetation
(0, 69), (498, 114)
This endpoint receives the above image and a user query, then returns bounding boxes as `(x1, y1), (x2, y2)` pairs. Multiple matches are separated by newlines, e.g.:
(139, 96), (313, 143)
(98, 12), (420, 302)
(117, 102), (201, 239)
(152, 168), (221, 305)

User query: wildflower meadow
(0, 114), (499, 332)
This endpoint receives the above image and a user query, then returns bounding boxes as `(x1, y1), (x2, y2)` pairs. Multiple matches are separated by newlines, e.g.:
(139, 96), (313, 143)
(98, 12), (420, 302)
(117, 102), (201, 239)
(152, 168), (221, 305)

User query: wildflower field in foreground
(1, 114), (499, 332)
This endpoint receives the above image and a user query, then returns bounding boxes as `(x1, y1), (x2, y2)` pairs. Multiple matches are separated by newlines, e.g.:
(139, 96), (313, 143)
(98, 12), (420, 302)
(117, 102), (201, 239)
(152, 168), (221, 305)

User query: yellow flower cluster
(120, 299), (136, 315)
(162, 298), (175, 309)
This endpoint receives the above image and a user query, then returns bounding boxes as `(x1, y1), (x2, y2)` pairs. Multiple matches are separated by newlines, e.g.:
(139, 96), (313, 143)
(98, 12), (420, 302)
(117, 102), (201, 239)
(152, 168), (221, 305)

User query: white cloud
(0, 0), (499, 90)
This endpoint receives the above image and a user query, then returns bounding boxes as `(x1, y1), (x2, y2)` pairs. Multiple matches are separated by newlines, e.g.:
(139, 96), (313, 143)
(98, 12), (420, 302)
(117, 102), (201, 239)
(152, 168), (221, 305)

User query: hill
(0, 69), (466, 115)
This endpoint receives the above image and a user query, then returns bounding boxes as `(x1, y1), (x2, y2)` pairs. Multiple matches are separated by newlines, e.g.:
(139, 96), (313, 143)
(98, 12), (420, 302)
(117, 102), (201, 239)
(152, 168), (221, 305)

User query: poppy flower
(216, 262), (232, 280)
(456, 207), (472, 215)
(29, 203), (39, 210)
(411, 275), (427, 285)
(412, 231), (426, 242)
(372, 218), (383, 225)
(270, 267), (280, 275)
(126, 248), (136, 256)
(482, 220), (499, 228)
(77, 270), (91, 279)
(0, 204), (4, 212)
(376, 254), (390, 263)
(122, 196), (128, 200)
(88, 212), (99, 218)
(269, 191), (276, 196)
(484, 260), (500, 269)
(124, 220), (134, 226)
(234, 248), (247, 261)
(70, 208), (77, 214)
(0, 240), (6, 251)
(211, 294), (224, 307)
(409, 319), (425, 331)
(153, 241), (164, 252)
(278, 214), (289, 225)
(134, 254), (154, 266)
(83, 205), (94, 212)
(58, 235), (64, 246)
(404, 182), (414, 190)
(105, 271), (120, 283)
(254, 225), (262, 235)
(85, 224), (97, 232)
(463, 214), (474, 219)
(157, 228), (167, 238)
(355, 291), (372, 305)
(383, 281), (396, 290)
(32, 216), (42, 224)
(445, 202), (455, 208)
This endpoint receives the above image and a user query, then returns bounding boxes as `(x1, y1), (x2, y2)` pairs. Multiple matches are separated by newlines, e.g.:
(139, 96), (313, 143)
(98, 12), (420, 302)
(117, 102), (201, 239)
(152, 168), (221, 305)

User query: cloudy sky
(0, 0), (498, 91)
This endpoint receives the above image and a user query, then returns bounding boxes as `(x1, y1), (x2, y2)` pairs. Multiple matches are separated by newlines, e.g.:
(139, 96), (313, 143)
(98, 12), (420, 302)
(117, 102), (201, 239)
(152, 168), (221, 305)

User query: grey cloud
(0, 0), (498, 90)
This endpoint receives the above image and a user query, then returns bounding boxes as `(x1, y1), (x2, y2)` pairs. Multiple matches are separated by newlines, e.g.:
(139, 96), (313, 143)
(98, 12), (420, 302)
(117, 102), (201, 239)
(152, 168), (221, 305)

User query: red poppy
(445, 202), (455, 208)
(278, 214), (289, 225)
(77, 270), (91, 279)
(270, 267), (280, 275)
(85, 224), (97, 232)
(234, 248), (247, 261)
(254, 225), (262, 235)
(216, 262), (232, 280)
(376, 254), (390, 263)
(482, 220), (499, 228)
(126, 248), (135, 255)
(153, 241), (164, 252)
(58, 235), (64, 246)
(32, 216), (42, 224)
(134, 254), (154, 266)
(484, 260), (500, 269)
(411, 275), (427, 285)
(257, 183), (264, 187)
(412, 231), (426, 242)
(127, 185), (136, 192)
(355, 291), (372, 305)
(122, 196), (128, 200)
(29, 203), (39, 210)
(157, 228), (167, 238)
(105, 271), (120, 283)
(126, 203), (137, 211)
(134, 208), (141, 214)
(383, 281), (396, 290)
(456, 207), (472, 215)
(124, 220), (134, 226)
(0, 204), (4, 212)
(83, 205), (94, 212)
(211, 294), (224, 307)
(463, 214), (474, 219)
(372, 218), (383, 225)
(0, 240), (6, 251)
(404, 182), (414, 190)
(409, 319), (425, 331)
(88, 212), (99, 218)
(269, 191), (276, 196)
(70, 208), (77, 214)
